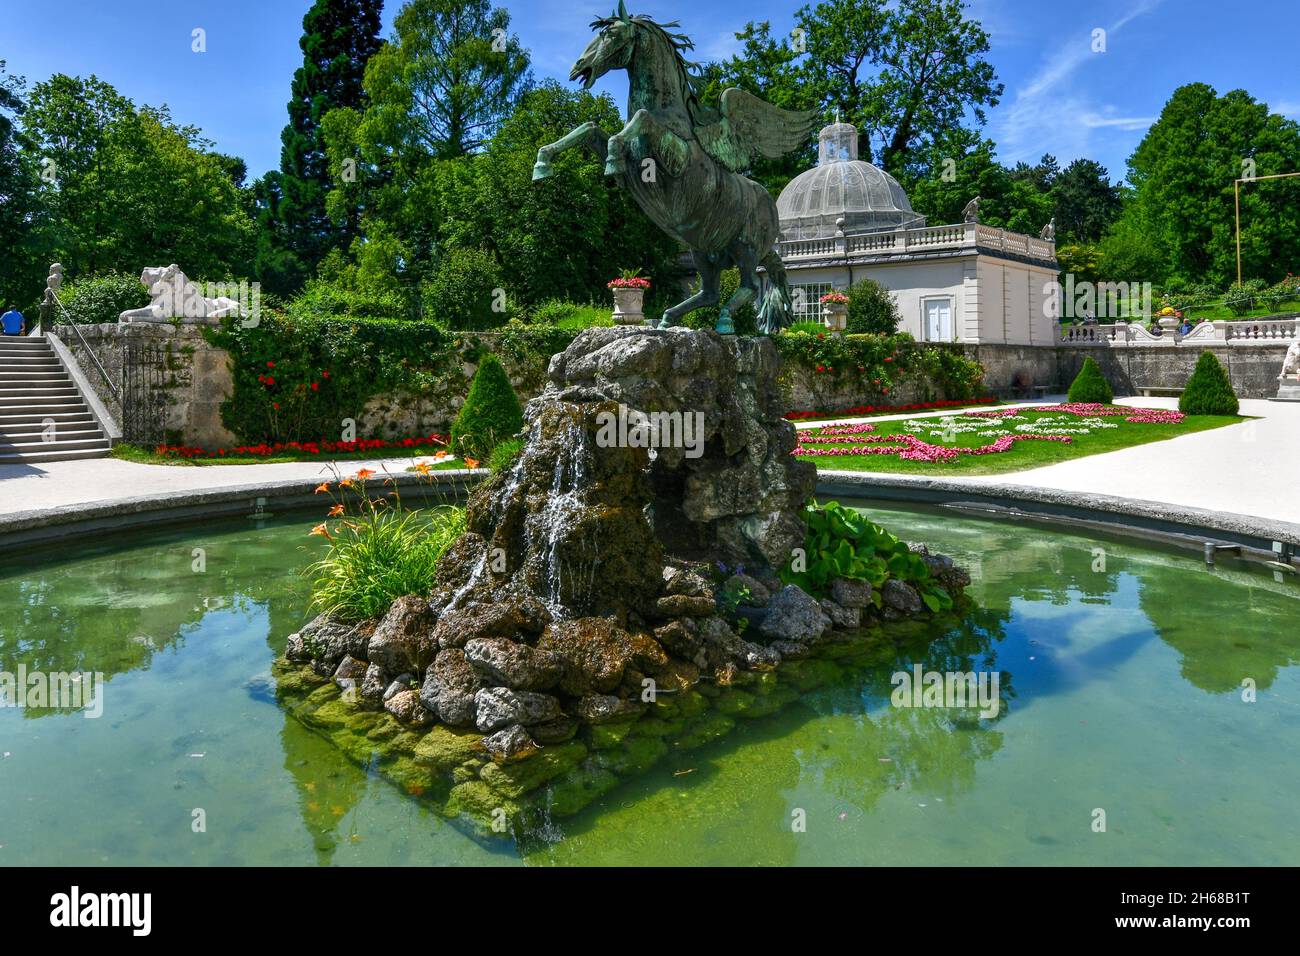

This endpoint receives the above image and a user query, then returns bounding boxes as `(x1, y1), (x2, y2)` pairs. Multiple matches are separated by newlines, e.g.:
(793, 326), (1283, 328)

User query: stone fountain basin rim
(819, 471), (1300, 561)
(0, 468), (486, 555)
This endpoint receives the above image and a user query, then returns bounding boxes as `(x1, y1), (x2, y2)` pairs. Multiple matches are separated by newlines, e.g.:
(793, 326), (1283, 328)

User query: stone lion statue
(119, 264), (242, 324)
(1280, 338), (1300, 381)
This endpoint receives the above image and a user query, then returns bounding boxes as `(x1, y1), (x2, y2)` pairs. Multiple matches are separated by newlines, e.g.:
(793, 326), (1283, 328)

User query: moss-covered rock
(478, 741), (588, 798)
(413, 726), (485, 772)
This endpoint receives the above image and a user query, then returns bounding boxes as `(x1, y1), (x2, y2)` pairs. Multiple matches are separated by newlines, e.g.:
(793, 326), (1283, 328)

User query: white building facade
(771, 123), (1059, 346)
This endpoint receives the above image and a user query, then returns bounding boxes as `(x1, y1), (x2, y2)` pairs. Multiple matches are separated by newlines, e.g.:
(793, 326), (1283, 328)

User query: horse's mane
(589, 12), (713, 125)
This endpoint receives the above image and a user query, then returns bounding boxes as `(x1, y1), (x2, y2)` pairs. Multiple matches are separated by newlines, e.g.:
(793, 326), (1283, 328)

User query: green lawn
(798, 407), (1244, 476)
(110, 443), (465, 467)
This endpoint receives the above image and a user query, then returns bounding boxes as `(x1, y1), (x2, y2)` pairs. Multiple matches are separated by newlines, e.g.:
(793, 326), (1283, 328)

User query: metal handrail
(45, 291), (123, 404)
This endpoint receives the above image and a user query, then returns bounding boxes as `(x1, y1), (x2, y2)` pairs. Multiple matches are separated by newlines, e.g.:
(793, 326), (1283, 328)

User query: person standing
(1, 304), (25, 336)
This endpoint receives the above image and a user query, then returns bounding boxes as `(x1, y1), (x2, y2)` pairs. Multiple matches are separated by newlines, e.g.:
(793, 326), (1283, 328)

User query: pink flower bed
(1035, 403), (1186, 424)
(795, 432), (1072, 462)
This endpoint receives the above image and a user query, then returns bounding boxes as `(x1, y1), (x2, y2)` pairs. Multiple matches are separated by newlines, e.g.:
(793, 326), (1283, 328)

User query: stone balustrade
(1056, 317), (1298, 346)
(780, 221), (1056, 265)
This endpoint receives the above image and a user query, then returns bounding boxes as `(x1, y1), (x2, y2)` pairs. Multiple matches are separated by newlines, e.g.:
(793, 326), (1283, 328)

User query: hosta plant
(781, 500), (954, 613)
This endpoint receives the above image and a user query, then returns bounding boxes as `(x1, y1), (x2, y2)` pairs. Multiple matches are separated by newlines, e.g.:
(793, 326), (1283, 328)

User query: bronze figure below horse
(532, 5), (818, 333)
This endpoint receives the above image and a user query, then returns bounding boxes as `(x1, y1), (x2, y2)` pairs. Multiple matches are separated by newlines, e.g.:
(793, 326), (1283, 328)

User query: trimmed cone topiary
(450, 354), (524, 460)
(1067, 356), (1114, 404)
(1179, 351), (1239, 416)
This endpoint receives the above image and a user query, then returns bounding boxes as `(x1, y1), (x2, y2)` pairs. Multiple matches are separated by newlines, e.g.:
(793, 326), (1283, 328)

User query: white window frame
(921, 295), (956, 342)
(790, 282), (835, 322)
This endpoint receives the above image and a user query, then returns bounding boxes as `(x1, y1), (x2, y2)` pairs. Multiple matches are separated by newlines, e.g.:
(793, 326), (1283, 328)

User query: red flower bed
(154, 434), (449, 460)
(784, 397), (997, 421)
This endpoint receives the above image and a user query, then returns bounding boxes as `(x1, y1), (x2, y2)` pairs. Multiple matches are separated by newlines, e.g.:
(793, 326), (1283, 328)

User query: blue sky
(1, 0), (1296, 184)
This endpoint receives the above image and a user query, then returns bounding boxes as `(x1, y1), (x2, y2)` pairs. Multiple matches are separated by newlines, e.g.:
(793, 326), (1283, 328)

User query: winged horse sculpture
(532, 4), (819, 333)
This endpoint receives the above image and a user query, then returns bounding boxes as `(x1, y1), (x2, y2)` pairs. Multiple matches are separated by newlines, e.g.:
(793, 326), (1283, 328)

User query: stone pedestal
(1272, 382), (1300, 402)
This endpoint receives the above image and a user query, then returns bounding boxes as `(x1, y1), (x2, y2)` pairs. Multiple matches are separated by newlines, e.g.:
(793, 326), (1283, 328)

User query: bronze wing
(694, 88), (820, 173)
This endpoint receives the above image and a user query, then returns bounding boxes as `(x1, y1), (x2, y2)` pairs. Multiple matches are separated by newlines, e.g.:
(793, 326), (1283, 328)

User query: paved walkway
(0, 454), (455, 517)
(822, 396), (1299, 526)
(0, 396), (1292, 529)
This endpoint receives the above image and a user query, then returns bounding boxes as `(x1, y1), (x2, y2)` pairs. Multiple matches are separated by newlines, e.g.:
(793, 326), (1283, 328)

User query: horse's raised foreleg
(606, 109), (690, 179)
(532, 122), (611, 181)
(659, 251), (722, 329)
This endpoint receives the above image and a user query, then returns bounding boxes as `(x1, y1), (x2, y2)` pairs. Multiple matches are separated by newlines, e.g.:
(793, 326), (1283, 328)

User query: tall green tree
(317, 0), (531, 296)
(1050, 158), (1121, 244)
(1104, 83), (1300, 285)
(21, 74), (256, 282)
(257, 0), (384, 294)
(703, 0), (1001, 183)
(0, 61), (49, 308)
(361, 0), (530, 161)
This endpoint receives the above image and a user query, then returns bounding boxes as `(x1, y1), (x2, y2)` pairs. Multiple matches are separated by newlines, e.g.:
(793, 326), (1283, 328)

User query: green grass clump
(450, 354), (524, 461)
(785, 320), (829, 335)
(1179, 351), (1239, 416)
(488, 437), (524, 471)
(1066, 356), (1114, 404)
(305, 484), (466, 622)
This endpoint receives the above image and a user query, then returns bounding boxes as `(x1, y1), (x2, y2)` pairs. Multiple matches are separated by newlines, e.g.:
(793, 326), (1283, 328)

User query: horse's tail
(757, 248), (794, 334)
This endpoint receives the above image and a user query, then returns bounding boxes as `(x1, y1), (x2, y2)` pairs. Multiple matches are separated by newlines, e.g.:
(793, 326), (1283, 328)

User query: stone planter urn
(822, 300), (848, 335)
(611, 287), (646, 326)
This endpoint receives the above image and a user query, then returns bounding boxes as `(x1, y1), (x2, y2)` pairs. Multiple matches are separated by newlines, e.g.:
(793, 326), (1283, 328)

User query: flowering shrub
(774, 333), (985, 403)
(154, 433), (449, 460)
(305, 467), (466, 622)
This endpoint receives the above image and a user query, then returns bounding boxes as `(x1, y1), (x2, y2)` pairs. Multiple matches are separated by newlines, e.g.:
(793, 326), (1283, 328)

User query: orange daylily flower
(314, 482), (330, 494)
(339, 478), (355, 488)
(327, 503), (345, 517)
(412, 462), (432, 475)
(309, 522), (332, 539)
(355, 468), (375, 481)
(463, 457), (481, 469)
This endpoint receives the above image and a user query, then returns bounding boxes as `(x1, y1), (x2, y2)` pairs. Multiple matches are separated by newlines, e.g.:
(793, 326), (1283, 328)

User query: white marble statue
(962, 196), (980, 223)
(1039, 218), (1056, 242)
(1279, 338), (1300, 381)
(119, 264), (242, 324)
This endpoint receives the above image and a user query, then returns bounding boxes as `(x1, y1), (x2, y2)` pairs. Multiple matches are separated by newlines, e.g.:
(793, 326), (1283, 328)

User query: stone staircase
(0, 335), (111, 464)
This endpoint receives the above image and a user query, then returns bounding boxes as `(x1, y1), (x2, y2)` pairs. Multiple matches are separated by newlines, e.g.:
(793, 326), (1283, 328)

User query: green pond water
(1, 503), (1298, 866)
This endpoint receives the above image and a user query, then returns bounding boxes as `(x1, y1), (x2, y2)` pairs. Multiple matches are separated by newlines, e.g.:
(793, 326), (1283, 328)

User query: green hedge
(1179, 351), (1238, 415)
(450, 354), (524, 460)
(1067, 356), (1114, 404)
(59, 272), (150, 324)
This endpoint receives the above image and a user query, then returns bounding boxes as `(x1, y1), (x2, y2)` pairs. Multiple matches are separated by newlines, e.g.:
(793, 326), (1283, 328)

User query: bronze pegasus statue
(533, 3), (819, 333)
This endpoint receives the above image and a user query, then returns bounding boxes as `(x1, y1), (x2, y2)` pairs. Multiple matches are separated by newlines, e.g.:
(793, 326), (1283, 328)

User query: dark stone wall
(1052, 345), (1287, 399)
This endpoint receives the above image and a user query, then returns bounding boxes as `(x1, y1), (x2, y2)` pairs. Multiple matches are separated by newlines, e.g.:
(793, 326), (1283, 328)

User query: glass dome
(777, 123), (924, 240)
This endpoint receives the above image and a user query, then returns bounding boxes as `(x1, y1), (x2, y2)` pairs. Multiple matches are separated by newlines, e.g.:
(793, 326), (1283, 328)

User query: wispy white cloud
(994, 0), (1163, 167)
(1273, 100), (1300, 118)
